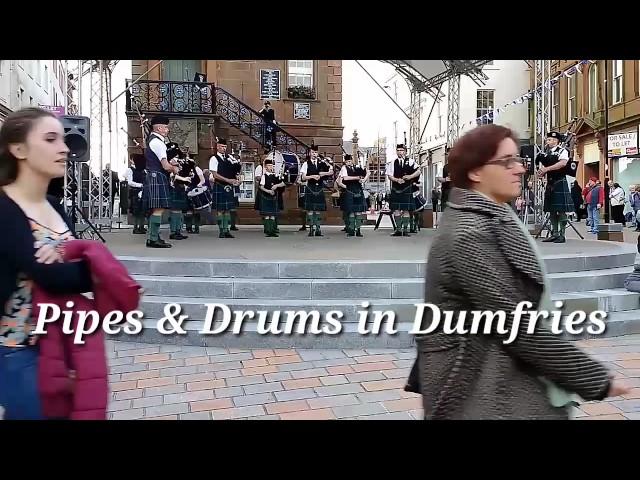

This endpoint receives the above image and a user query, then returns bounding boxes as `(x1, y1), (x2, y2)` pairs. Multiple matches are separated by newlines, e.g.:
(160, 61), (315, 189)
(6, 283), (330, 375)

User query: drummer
(185, 154), (207, 234)
(254, 155), (264, 232)
(258, 158), (286, 237)
(410, 172), (425, 234)
(338, 154), (369, 237)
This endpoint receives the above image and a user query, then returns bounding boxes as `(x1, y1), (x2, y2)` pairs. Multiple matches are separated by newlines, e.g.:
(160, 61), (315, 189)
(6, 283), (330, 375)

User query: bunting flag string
(458, 60), (592, 131)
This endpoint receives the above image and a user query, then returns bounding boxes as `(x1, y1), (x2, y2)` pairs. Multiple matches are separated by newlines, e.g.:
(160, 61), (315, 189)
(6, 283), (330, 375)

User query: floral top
(0, 219), (73, 347)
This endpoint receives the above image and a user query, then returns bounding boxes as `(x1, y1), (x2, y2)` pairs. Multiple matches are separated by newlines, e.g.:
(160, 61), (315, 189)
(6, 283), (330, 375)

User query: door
(162, 60), (201, 82)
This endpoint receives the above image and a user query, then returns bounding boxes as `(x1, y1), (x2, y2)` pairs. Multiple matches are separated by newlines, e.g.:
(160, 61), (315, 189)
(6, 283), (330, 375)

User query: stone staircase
(114, 247), (640, 348)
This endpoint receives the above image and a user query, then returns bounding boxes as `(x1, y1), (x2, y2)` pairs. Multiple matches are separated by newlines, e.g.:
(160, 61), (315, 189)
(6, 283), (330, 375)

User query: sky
(82, 60), (407, 175)
(341, 60), (411, 148)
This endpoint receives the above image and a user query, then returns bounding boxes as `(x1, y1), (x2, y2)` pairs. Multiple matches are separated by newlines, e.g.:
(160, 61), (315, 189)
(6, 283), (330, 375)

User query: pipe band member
(258, 159), (285, 237)
(143, 115), (178, 248)
(126, 153), (147, 234)
(536, 131), (574, 243)
(339, 154), (369, 237)
(386, 144), (420, 236)
(185, 154), (206, 234)
(209, 138), (237, 238)
(167, 143), (191, 241)
(335, 175), (348, 232)
(296, 167), (308, 231)
(300, 145), (332, 237)
(229, 150), (242, 231)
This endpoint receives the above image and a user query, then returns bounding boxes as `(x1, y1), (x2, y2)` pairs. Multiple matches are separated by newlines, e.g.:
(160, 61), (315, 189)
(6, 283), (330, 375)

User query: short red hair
(447, 124), (520, 189)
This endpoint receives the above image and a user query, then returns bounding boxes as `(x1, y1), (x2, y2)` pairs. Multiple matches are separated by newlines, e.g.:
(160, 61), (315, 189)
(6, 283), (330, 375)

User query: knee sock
(149, 214), (162, 241)
(170, 211), (180, 234)
(394, 215), (401, 232)
(550, 212), (559, 235)
(558, 213), (567, 236)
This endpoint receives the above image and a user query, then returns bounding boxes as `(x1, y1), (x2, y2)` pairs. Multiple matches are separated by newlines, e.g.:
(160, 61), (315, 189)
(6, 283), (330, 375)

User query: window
(567, 75), (576, 120)
(589, 63), (598, 112)
(288, 60), (313, 88)
(437, 100), (443, 135)
(476, 90), (494, 125)
(613, 60), (623, 104)
(36, 60), (41, 85)
(527, 99), (532, 128)
(551, 82), (559, 127)
(44, 64), (49, 92)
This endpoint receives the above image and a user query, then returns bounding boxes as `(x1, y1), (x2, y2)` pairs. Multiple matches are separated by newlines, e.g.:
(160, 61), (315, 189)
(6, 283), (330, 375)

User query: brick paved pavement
(106, 335), (640, 420)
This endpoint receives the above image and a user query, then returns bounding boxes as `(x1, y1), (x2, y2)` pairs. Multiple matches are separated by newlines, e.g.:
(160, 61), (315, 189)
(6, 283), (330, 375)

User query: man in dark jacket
(583, 177), (604, 234)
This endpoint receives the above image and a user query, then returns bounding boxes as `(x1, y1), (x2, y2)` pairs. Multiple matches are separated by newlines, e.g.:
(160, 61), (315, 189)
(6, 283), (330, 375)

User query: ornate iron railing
(126, 79), (310, 157)
(126, 79), (215, 115)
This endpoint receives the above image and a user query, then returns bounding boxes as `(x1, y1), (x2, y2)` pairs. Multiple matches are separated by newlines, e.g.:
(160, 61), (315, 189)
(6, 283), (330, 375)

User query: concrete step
(133, 266), (633, 299)
(116, 308), (640, 349)
(138, 287), (640, 322)
(548, 266), (632, 293)
(135, 276), (423, 300)
(552, 289), (640, 314)
(118, 249), (636, 279)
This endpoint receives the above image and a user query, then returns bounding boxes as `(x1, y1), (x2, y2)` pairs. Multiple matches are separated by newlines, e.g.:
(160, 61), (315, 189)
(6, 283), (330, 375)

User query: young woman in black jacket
(0, 107), (93, 419)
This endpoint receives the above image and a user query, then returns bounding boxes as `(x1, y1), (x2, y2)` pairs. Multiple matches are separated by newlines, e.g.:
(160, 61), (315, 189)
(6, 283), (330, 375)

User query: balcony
(126, 79), (216, 116)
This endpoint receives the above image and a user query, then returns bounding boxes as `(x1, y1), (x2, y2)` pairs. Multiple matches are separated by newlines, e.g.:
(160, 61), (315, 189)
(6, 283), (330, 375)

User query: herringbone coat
(411, 188), (611, 420)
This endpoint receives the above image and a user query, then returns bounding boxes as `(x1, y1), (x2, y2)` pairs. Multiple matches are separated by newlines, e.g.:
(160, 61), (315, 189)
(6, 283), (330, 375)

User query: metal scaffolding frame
(62, 60), (118, 239)
(533, 59), (552, 227)
(446, 74), (461, 148)
(408, 88), (421, 159)
(383, 60), (491, 157)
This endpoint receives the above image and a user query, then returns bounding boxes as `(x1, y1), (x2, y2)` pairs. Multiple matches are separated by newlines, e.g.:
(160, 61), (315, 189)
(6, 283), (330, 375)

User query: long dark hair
(0, 107), (57, 186)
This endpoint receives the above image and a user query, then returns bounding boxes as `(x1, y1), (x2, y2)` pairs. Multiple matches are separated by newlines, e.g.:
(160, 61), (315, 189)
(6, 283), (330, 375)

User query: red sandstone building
(541, 60), (640, 189)
(126, 60), (344, 224)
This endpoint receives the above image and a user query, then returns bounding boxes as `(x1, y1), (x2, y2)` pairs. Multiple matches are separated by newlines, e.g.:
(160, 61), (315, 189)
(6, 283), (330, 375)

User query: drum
(187, 186), (213, 210)
(282, 152), (300, 185)
(414, 192), (427, 212)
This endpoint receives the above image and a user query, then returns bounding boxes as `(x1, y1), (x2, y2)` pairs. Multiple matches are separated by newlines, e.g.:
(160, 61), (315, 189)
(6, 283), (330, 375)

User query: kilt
(389, 183), (415, 212)
(170, 186), (190, 211)
(297, 184), (306, 209)
(214, 182), (236, 211)
(128, 186), (144, 216)
(259, 190), (279, 216)
(253, 190), (262, 211)
(544, 177), (575, 213)
(304, 184), (326, 211)
(142, 170), (171, 211)
(342, 184), (367, 214)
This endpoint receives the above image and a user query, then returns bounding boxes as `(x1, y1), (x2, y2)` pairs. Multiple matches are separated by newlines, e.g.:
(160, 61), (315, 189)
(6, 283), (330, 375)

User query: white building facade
(418, 60), (532, 195)
(0, 60), (67, 124)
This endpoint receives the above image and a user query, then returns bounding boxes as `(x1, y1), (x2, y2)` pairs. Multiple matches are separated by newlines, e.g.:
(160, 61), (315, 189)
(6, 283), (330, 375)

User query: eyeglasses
(486, 155), (527, 169)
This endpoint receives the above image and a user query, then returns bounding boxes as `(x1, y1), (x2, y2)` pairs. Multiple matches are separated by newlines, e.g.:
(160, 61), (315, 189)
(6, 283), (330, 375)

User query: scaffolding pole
(533, 59), (551, 227)
(446, 75), (460, 148)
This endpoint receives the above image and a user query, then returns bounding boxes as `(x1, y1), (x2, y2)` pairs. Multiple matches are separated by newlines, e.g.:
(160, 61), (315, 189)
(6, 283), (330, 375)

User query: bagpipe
(166, 142), (195, 189)
(535, 118), (579, 176)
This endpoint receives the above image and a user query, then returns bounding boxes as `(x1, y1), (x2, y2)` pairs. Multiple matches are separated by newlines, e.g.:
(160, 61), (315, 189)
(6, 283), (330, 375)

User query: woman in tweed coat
(409, 125), (629, 419)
